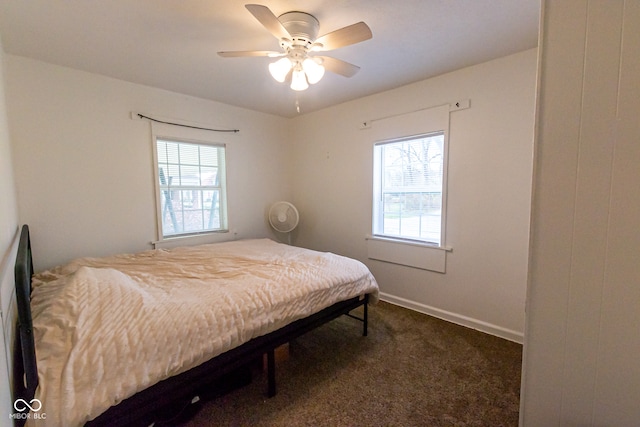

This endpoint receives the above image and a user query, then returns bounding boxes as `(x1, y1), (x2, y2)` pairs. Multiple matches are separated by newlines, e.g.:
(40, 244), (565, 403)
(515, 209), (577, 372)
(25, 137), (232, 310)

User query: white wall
(0, 34), (20, 422)
(521, 1), (640, 425)
(6, 56), (293, 271)
(290, 49), (537, 341)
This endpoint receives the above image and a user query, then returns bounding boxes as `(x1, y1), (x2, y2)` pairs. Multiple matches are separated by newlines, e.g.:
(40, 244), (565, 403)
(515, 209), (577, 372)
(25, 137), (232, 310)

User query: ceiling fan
(218, 4), (372, 91)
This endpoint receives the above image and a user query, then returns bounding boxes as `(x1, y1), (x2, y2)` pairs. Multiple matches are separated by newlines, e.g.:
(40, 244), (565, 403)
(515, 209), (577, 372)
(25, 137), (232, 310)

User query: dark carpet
(180, 301), (522, 427)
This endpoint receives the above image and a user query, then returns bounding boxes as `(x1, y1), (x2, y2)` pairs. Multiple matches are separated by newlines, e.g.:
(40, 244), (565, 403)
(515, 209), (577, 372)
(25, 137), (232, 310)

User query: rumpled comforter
(28, 239), (379, 426)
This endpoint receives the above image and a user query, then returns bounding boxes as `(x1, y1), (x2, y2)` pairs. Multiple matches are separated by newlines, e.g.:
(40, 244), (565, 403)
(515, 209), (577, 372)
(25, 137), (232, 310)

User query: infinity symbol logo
(14, 398), (42, 412)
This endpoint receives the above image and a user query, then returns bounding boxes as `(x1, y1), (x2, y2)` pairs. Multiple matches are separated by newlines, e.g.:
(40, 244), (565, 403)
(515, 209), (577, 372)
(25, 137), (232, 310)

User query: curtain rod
(137, 113), (239, 133)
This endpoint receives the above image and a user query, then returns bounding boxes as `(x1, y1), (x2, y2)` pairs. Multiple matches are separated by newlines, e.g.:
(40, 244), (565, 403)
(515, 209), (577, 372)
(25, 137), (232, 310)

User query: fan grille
(269, 202), (299, 233)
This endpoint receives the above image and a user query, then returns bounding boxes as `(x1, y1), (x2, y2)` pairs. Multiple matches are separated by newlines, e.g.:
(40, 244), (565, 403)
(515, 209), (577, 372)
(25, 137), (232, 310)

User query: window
(373, 132), (445, 245)
(155, 138), (227, 238)
(367, 103), (451, 273)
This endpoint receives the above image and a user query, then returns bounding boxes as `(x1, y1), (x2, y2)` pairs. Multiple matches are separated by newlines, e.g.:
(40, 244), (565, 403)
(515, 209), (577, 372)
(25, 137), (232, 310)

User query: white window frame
(151, 122), (229, 242)
(367, 104), (451, 273)
(373, 131), (446, 246)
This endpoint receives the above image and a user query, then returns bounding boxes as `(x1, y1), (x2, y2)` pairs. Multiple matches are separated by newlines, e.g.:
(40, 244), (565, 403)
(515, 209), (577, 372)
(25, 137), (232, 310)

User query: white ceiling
(0, 1), (539, 118)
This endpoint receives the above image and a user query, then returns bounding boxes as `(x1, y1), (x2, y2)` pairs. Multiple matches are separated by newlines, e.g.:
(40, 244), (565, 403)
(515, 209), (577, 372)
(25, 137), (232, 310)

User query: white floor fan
(268, 201), (299, 244)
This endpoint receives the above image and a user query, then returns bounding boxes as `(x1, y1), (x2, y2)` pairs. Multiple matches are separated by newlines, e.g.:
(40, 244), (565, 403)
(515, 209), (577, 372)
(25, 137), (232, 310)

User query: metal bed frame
(13, 225), (370, 426)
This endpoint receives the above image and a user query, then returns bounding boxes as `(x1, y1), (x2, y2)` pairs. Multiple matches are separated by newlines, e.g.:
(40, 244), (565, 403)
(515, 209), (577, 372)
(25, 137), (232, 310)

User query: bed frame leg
(266, 349), (276, 397)
(363, 295), (369, 337)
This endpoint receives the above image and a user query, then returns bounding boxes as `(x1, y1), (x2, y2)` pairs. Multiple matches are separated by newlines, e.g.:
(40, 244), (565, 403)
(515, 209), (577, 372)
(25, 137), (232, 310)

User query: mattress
(28, 239), (379, 426)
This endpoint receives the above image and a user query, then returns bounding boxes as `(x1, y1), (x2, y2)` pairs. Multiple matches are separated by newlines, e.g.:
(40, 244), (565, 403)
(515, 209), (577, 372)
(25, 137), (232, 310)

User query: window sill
(152, 230), (232, 249)
(365, 235), (451, 273)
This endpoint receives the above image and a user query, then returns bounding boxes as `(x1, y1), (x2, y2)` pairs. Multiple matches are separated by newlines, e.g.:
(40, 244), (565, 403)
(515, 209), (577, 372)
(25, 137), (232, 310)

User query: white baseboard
(378, 292), (524, 344)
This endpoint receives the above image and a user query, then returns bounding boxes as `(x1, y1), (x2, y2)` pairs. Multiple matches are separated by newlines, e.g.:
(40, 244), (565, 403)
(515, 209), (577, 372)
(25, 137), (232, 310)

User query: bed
(13, 225), (379, 426)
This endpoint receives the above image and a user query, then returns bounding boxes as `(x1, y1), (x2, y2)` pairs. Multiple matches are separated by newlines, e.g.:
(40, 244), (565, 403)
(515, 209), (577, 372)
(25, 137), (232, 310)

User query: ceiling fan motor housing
(278, 11), (320, 49)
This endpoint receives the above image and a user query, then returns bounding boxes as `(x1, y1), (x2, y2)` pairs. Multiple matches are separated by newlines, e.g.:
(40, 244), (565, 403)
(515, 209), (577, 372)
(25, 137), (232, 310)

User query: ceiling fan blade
(218, 50), (282, 58)
(318, 56), (360, 78)
(314, 22), (372, 51)
(245, 4), (291, 41)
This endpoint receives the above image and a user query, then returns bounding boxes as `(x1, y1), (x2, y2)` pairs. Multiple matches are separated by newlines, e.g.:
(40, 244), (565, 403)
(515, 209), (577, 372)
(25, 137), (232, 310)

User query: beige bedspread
(28, 239), (379, 426)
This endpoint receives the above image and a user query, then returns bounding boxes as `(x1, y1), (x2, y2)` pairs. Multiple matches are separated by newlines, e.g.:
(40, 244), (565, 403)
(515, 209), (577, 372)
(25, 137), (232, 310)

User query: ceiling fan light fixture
(221, 5), (372, 93)
(268, 57), (292, 82)
(302, 57), (325, 84)
(290, 67), (309, 91)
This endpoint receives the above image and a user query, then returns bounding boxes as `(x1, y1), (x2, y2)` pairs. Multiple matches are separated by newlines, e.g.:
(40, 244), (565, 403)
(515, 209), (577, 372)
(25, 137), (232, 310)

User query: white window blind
(373, 132), (445, 245)
(155, 138), (227, 238)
